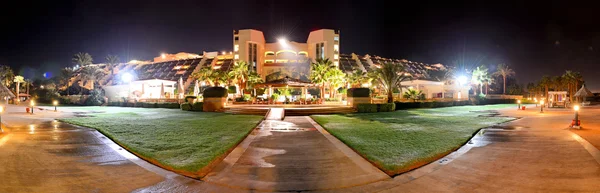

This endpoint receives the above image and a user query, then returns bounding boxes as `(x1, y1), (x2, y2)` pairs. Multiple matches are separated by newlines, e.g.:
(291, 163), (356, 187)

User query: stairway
(265, 108), (285, 120)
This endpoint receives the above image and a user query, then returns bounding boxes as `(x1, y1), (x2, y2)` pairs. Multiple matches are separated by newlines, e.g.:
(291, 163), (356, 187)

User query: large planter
(203, 97), (227, 112)
(347, 97), (371, 108)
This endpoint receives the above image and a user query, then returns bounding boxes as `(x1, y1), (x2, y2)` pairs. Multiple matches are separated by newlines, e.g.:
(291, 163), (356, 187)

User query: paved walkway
(203, 116), (389, 191)
(2, 104), (600, 192)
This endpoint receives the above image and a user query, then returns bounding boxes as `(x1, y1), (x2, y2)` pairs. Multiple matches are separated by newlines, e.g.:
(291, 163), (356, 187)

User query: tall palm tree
(526, 82), (536, 98)
(310, 58), (335, 99)
(493, 64), (515, 94)
(60, 68), (74, 96)
(247, 71), (264, 96)
(105, 55), (119, 77)
(572, 71), (583, 93)
(0, 65), (14, 87)
(552, 76), (564, 91)
(192, 67), (215, 86)
(562, 70), (575, 100)
(372, 62), (411, 103)
(471, 65), (489, 95)
(79, 66), (106, 91)
(13, 76), (25, 104)
(228, 61), (250, 93)
(539, 75), (552, 101)
(347, 70), (369, 88)
(72, 52), (93, 67)
(325, 68), (346, 98)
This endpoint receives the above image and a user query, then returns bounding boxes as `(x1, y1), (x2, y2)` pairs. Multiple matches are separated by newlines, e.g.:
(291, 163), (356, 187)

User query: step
(265, 108), (285, 120)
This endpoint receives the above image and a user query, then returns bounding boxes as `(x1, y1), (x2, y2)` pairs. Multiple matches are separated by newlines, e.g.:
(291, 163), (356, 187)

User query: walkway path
(202, 116), (389, 191)
(2, 105), (600, 192)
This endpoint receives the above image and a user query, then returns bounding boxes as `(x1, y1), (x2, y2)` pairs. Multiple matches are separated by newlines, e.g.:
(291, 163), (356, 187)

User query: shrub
(185, 95), (197, 103)
(394, 102), (420, 110)
(357, 104), (378, 113)
(181, 102), (192, 111)
(379, 103), (396, 112)
(228, 86), (237, 94)
(84, 89), (105, 106)
(142, 103), (156, 108)
(325, 98), (341, 102)
(126, 102), (135, 107)
(203, 87), (228, 98)
(347, 88), (370, 97)
(192, 102), (203, 111)
(243, 94), (252, 101)
(419, 102), (434, 108)
(59, 97), (72, 105)
(134, 102), (145, 108)
(271, 93), (280, 100)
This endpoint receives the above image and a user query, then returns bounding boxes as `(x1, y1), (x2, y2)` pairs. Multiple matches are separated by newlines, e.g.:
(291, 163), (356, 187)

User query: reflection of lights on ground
(29, 125), (35, 134)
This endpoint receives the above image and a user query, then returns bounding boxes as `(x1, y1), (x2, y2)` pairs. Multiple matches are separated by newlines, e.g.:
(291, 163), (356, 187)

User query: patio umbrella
(193, 80), (199, 96)
(160, 82), (165, 98)
(179, 76), (185, 98)
(574, 84), (593, 102)
(0, 84), (15, 102)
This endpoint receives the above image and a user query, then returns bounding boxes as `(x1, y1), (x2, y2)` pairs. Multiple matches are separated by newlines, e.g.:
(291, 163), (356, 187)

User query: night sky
(2, 1), (599, 91)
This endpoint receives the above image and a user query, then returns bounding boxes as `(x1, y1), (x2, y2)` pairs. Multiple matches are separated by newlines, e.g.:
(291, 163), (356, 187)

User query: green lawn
(311, 104), (515, 176)
(59, 107), (263, 178)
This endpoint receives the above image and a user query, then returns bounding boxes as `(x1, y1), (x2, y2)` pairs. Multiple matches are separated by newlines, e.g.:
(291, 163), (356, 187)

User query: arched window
(265, 51), (275, 56)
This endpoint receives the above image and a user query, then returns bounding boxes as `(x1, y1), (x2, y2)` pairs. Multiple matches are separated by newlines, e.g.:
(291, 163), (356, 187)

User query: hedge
(156, 103), (181, 109)
(378, 103), (396, 112)
(347, 88), (370, 97)
(143, 103), (158, 108)
(203, 87), (228, 98)
(357, 104), (378, 113)
(134, 102), (145, 108)
(181, 102), (192, 111)
(185, 95), (197, 102)
(192, 102), (203, 111)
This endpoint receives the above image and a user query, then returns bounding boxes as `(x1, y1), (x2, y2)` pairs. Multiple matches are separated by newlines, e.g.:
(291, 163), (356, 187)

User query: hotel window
(334, 54), (339, 60)
(234, 36), (239, 41)
(316, 42), (325, 60)
(248, 43), (258, 71)
(234, 45), (239, 52)
(334, 44), (339, 52)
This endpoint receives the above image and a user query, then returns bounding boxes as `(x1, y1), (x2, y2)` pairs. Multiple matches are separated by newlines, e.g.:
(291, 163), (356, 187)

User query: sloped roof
(575, 84), (593, 97)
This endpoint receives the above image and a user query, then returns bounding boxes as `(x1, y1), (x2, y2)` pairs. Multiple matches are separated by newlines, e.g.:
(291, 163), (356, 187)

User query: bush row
(394, 101), (471, 110)
(180, 102), (203, 111)
(106, 102), (180, 109)
(357, 103), (396, 113)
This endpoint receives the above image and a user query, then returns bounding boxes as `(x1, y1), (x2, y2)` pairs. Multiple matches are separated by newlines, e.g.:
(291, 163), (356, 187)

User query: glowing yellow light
(334, 44), (339, 51)
(517, 100), (521, 104)
(540, 101), (545, 105)
(161, 53), (166, 59)
(234, 45), (239, 52)
(30, 101), (35, 107)
(53, 101), (58, 106)
(574, 105), (580, 111)
(0, 106), (3, 113)
(221, 51), (226, 55)
(234, 54), (239, 59)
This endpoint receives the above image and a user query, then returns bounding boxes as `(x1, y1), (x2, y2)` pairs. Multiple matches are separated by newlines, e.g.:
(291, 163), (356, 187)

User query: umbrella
(178, 76), (185, 98)
(193, 80), (199, 96)
(0, 84), (15, 100)
(574, 84), (593, 97)
(160, 82), (165, 98)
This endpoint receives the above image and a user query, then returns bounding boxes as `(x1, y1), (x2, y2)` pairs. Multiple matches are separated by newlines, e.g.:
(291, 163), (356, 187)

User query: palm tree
(72, 52), (93, 67)
(552, 76), (564, 91)
(572, 71), (583, 93)
(372, 62), (411, 103)
(192, 67), (215, 86)
(247, 71), (264, 96)
(60, 68), (74, 96)
(403, 89), (423, 102)
(13, 76), (25, 104)
(471, 65), (489, 95)
(325, 68), (346, 98)
(310, 58), (335, 99)
(228, 61), (250, 93)
(105, 55), (119, 77)
(539, 75), (552, 101)
(0, 65), (14, 87)
(79, 66), (106, 91)
(526, 82), (536, 98)
(347, 70), (368, 88)
(493, 64), (516, 94)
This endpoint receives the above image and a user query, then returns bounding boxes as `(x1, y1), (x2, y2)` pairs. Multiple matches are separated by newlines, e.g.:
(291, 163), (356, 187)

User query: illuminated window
(265, 51), (275, 56)
(234, 54), (239, 59)
(334, 44), (339, 51)
(234, 45), (239, 52)
(298, 51), (308, 56)
(334, 54), (338, 59)
(182, 65), (190, 69)
(334, 36), (339, 41)
(276, 59), (288, 63)
(265, 60), (274, 63)
(334, 61), (339, 66)
(173, 66), (182, 70)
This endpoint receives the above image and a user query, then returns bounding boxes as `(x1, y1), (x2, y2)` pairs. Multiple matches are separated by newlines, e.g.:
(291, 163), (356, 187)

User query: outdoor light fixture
(161, 53), (166, 59)
(572, 105), (581, 128)
(457, 75), (468, 86)
(53, 100), (58, 112)
(517, 100), (521, 110)
(278, 38), (288, 47)
(540, 100), (544, 113)
(30, 101), (35, 114)
(121, 73), (133, 83)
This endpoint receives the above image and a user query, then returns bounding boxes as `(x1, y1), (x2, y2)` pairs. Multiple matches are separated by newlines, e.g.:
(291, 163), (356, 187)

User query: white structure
(401, 80), (470, 100)
(104, 79), (177, 102)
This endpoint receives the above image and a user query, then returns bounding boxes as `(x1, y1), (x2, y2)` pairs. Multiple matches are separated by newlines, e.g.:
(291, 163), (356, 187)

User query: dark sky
(2, 0), (600, 91)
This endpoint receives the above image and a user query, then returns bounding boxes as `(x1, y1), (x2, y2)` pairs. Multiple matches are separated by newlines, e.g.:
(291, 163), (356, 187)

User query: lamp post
(517, 100), (521, 110)
(572, 105), (580, 128)
(53, 100), (58, 112)
(540, 100), (544, 113)
(30, 101), (35, 114)
(122, 73), (134, 102)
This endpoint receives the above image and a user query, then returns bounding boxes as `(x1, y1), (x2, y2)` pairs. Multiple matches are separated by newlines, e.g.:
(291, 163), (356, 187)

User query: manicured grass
(311, 104), (515, 176)
(59, 107), (263, 177)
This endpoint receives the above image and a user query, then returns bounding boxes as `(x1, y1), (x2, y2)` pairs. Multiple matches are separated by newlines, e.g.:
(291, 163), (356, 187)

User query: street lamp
(517, 100), (521, 110)
(540, 100), (544, 113)
(572, 105), (581, 128)
(53, 100), (58, 112)
(30, 100), (35, 114)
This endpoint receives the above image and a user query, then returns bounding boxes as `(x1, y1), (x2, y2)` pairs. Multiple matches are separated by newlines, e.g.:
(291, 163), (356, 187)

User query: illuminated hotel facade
(76, 29), (469, 102)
